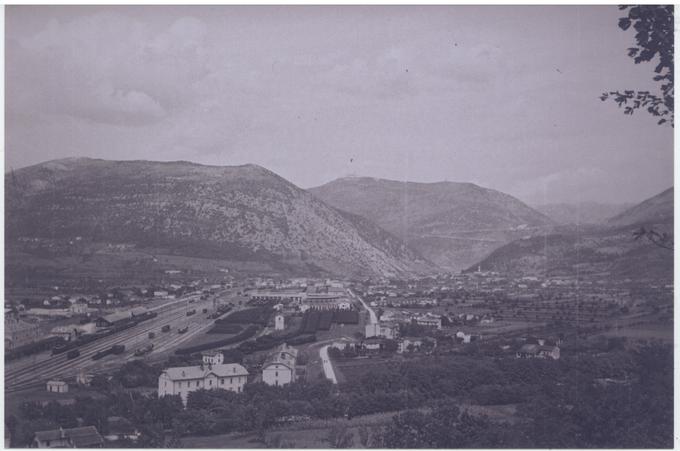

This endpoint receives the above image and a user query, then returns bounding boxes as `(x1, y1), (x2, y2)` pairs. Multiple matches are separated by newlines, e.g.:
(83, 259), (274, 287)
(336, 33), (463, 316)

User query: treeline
(7, 344), (671, 448)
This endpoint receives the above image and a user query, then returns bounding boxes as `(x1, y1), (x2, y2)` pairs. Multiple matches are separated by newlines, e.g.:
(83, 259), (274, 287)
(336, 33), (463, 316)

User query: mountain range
(6, 158), (673, 282)
(6, 158), (431, 279)
(471, 188), (674, 280)
(309, 176), (554, 271)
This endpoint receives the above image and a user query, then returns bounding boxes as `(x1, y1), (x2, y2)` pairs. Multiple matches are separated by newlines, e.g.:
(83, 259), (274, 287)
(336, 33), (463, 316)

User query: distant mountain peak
(310, 176), (554, 271)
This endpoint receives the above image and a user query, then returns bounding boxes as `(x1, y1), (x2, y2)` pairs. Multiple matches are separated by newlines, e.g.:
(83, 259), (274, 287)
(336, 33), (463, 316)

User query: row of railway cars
(50, 311), (158, 356)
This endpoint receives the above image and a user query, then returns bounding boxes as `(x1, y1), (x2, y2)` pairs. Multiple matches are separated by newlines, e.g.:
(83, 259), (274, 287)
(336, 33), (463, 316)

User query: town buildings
(516, 344), (561, 360)
(262, 343), (298, 387)
(158, 363), (249, 405)
(5, 312), (41, 350)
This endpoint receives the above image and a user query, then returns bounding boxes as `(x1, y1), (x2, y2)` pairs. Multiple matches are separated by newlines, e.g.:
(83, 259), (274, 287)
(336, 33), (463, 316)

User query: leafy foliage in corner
(601, 5), (674, 126)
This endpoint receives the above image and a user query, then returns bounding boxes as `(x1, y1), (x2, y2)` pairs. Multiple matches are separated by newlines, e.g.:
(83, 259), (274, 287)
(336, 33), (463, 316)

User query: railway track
(5, 295), (222, 392)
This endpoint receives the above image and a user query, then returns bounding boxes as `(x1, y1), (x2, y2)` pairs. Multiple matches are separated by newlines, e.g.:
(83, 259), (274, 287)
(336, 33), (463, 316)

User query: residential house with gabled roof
(158, 362), (249, 405)
(33, 426), (104, 448)
(262, 343), (298, 387)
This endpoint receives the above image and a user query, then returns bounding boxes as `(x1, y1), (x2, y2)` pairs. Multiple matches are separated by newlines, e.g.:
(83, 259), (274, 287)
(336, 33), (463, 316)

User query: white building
(5, 314), (41, 349)
(202, 351), (224, 366)
(516, 344), (560, 360)
(415, 313), (442, 329)
(262, 344), (298, 387)
(33, 426), (103, 448)
(397, 337), (423, 353)
(275, 314), (285, 330)
(365, 322), (398, 339)
(158, 363), (249, 405)
(46, 380), (68, 393)
(249, 290), (306, 303)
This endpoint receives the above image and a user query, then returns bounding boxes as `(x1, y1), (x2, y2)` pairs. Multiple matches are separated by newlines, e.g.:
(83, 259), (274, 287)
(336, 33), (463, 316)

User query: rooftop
(34, 426), (103, 447)
(162, 363), (249, 381)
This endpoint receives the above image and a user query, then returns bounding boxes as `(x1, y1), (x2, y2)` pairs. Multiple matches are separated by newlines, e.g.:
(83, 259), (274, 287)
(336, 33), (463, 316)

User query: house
(158, 363), (249, 405)
(456, 331), (470, 343)
(33, 426), (104, 448)
(365, 322), (398, 339)
(415, 313), (442, 329)
(362, 337), (384, 352)
(262, 343), (298, 387)
(397, 337), (423, 353)
(516, 344), (560, 360)
(103, 417), (140, 442)
(50, 325), (78, 341)
(202, 351), (224, 366)
(46, 380), (68, 393)
(69, 299), (89, 315)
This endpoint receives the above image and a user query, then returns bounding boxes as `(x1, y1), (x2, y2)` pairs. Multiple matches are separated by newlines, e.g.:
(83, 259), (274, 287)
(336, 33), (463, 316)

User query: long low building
(33, 426), (104, 448)
(248, 289), (306, 303)
(95, 307), (150, 328)
(158, 363), (249, 405)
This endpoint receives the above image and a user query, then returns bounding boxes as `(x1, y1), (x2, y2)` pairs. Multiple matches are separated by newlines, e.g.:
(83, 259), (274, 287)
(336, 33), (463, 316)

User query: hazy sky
(5, 5), (674, 204)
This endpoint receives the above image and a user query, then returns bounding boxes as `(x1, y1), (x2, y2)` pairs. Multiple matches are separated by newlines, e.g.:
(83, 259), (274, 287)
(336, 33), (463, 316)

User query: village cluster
(4, 268), (672, 448)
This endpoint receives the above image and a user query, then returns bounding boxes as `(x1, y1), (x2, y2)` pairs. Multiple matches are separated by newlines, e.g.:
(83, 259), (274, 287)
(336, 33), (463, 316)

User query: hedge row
(220, 306), (274, 325)
(174, 325), (259, 355)
(207, 323), (243, 334)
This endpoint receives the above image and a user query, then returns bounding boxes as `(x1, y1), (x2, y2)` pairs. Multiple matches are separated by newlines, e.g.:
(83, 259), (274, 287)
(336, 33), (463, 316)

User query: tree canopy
(601, 5), (674, 126)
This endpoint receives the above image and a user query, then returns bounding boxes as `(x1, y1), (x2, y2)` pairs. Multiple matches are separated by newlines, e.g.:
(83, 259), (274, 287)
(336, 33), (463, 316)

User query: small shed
(46, 380), (68, 393)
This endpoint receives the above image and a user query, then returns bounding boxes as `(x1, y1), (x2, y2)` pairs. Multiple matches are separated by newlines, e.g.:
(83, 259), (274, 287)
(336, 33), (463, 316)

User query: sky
(5, 5), (674, 205)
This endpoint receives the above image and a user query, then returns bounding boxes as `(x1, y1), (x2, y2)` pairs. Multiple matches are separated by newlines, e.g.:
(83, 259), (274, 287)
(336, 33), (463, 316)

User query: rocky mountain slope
(470, 188), (674, 280)
(607, 187), (673, 227)
(309, 176), (554, 271)
(6, 158), (432, 279)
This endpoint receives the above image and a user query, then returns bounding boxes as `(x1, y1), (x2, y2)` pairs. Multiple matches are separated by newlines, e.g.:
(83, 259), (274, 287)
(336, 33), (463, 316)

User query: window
(209, 379), (212, 386)
(220, 378), (224, 385)
(275, 371), (278, 377)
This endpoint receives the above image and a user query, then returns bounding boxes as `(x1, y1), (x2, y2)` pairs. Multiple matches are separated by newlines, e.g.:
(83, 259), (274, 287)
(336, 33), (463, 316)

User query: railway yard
(5, 289), (236, 394)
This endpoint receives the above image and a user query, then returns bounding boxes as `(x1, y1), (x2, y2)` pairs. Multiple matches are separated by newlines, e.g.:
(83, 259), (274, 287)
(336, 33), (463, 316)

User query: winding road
(319, 345), (337, 384)
(317, 288), (377, 384)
